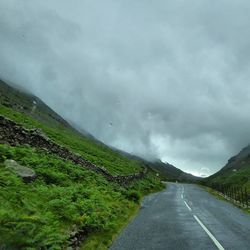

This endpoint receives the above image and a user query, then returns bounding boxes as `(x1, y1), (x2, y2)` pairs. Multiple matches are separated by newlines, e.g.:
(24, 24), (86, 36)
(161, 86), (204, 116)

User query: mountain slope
(0, 79), (164, 249)
(1, 79), (196, 180)
(146, 160), (201, 182)
(0, 79), (72, 129)
(205, 145), (250, 192)
(108, 147), (200, 182)
(0, 79), (145, 176)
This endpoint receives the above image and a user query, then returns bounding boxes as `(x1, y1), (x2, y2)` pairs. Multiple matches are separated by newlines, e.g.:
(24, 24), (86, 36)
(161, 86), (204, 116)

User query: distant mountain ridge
(110, 147), (200, 182)
(146, 160), (201, 182)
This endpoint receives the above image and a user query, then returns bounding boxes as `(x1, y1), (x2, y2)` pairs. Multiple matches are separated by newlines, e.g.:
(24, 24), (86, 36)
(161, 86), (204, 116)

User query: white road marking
(184, 201), (192, 211)
(181, 194), (184, 199)
(193, 215), (225, 250)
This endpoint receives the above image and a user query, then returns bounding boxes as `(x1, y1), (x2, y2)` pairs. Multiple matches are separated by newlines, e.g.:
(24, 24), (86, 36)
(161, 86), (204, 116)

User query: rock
(4, 159), (37, 183)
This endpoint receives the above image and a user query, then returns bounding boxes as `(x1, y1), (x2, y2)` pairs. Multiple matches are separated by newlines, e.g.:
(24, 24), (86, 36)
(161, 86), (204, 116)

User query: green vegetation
(203, 143), (250, 196)
(0, 81), (164, 249)
(0, 104), (143, 175)
(205, 164), (250, 193)
(82, 205), (139, 250)
(0, 144), (163, 249)
(201, 186), (250, 214)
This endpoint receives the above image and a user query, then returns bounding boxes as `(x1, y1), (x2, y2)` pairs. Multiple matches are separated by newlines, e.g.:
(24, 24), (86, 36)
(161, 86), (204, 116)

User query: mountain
(0, 79), (72, 129)
(0, 79), (197, 181)
(108, 146), (200, 182)
(219, 145), (250, 171)
(0, 79), (164, 249)
(204, 145), (250, 192)
(146, 160), (201, 182)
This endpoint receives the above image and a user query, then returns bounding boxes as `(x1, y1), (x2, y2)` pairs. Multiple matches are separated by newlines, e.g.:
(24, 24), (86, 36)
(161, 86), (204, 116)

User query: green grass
(82, 203), (139, 250)
(205, 164), (250, 193)
(82, 173), (164, 250)
(201, 185), (250, 214)
(0, 104), (143, 175)
(202, 164), (250, 213)
(0, 144), (164, 249)
(0, 92), (165, 249)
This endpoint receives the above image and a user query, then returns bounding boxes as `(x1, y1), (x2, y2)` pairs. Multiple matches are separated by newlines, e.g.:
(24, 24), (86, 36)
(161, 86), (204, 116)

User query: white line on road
(181, 194), (184, 199)
(184, 201), (192, 211)
(193, 215), (225, 250)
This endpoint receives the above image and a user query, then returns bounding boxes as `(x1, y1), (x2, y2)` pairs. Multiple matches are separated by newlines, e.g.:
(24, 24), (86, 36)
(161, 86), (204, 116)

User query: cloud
(1, 0), (250, 175)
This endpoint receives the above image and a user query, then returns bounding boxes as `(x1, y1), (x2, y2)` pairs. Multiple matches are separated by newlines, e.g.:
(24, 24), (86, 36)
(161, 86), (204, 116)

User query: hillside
(0, 79), (72, 130)
(204, 145), (250, 192)
(0, 79), (164, 249)
(147, 160), (201, 182)
(0, 79), (147, 176)
(110, 147), (200, 183)
(0, 79), (197, 181)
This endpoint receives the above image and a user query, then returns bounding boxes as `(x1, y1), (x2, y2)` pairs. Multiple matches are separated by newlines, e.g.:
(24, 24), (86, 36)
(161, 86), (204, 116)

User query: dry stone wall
(0, 115), (147, 185)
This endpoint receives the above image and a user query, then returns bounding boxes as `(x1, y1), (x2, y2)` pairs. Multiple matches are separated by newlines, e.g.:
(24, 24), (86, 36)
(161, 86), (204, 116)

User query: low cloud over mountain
(1, 0), (250, 175)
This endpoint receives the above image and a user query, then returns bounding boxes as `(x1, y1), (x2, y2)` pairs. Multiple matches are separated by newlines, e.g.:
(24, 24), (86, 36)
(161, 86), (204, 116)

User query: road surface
(110, 183), (250, 250)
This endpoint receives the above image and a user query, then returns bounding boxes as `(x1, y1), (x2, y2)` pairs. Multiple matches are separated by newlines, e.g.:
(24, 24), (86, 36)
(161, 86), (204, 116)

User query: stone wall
(0, 115), (147, 185)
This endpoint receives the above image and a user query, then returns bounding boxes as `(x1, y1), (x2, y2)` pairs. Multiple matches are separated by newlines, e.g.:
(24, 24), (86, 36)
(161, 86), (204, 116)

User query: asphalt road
(110, 183), (250, 250)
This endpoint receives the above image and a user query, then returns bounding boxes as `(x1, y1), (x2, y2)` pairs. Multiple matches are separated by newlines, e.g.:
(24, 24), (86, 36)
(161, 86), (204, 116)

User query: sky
(1, 0), (250, 176)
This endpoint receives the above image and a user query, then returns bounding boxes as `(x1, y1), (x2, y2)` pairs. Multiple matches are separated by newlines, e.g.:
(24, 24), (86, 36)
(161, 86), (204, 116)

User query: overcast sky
(1, 0), (250, 176)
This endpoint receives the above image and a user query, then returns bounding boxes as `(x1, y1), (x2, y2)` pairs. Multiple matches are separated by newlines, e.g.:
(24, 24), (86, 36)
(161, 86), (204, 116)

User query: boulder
(4, 159), (37, 183)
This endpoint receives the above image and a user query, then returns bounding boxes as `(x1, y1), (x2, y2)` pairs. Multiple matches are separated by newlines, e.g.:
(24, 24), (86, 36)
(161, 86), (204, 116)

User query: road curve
(110, 183), (250, 250)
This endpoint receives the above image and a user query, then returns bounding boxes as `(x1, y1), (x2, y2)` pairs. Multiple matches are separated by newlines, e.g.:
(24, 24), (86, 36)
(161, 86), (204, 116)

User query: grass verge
(200, 185), (250, 214)
(82, 203), (139, 250)
(82, 184), (165, 250)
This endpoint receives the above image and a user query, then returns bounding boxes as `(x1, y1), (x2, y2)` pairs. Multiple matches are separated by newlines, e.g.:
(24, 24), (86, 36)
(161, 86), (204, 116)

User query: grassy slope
(202, 142), (250, 193)
(206, 163), (250, 193)
(0, 104), (164, 249)
(0, 144), (162, 249)
(1, 80), (196, 181)
(146, 160), (201, 183)
(200, 185), (250, 214)
(0, 104), (143, 176)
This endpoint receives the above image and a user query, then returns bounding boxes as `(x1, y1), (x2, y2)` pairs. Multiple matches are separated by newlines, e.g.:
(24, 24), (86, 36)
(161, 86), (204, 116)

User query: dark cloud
(1, 0), (250, 176)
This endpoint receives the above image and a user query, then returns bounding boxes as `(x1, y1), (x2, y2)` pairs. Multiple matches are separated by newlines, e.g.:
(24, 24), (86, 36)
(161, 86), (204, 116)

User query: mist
(1, 0), (250, 176)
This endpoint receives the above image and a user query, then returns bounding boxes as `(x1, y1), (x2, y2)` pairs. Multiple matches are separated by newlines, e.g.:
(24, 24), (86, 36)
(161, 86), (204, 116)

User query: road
(110, 183), (250, 250)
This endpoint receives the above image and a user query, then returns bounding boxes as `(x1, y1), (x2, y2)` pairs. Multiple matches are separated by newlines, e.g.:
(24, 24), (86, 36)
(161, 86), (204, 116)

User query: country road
(110, 183), (250, 250)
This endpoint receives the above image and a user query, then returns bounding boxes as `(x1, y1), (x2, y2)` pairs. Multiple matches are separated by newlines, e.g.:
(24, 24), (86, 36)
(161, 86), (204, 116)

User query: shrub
(125, 190), (141, 203)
